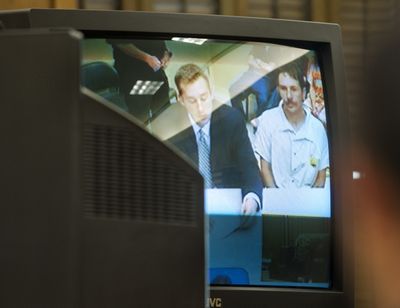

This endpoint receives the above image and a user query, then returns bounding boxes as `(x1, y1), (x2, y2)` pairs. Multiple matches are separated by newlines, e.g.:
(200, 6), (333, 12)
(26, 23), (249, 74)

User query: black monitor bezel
(20, 8), (353, 307)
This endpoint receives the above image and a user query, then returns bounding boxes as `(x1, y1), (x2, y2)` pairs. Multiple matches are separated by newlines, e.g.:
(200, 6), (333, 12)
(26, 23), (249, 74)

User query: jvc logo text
(208, 297), (222, 308)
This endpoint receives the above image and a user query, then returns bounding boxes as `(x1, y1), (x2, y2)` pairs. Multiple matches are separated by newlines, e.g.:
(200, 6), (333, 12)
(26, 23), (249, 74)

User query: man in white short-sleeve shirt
(254, 63), (329, 188)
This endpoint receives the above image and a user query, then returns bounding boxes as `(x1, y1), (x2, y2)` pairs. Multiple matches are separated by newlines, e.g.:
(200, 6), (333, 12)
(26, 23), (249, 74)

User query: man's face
(178, 77), (213, 126)
(278, 72), (304, 115)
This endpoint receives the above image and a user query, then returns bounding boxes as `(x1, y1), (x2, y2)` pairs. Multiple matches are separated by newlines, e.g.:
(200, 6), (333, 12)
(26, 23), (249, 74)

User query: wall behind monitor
(0, 0), (77, 9)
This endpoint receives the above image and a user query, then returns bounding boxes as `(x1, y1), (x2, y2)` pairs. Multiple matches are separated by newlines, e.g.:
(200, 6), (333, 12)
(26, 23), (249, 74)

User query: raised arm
(115, 43), (161, 71)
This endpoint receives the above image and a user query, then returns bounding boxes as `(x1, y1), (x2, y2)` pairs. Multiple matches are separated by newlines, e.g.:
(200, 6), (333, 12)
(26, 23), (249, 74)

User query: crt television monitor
(0, 9), (353, 308)
(0, 28), (206, 308)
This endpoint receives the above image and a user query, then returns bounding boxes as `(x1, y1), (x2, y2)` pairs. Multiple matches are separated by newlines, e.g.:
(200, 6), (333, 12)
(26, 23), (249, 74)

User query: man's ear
(276, 85), (281, 96)
(177, 94), (185, 107)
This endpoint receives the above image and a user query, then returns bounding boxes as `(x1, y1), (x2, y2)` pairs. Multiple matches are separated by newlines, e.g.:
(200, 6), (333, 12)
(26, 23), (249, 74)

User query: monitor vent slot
(83, 124), (198, 226)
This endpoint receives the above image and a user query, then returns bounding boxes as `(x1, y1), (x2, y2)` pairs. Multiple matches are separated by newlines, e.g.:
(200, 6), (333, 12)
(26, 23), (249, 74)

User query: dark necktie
(198, 129), (213, 188)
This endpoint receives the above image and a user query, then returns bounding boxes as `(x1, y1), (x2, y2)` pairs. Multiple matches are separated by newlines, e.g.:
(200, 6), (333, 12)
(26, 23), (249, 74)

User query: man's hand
(231, 197), (259, 232)
(241, 197), (259, 215)
(116, 44), (162, 71)
(256, 59), (276, 74)
(224, 197), (260, 237)
(145, 54), (162, 71)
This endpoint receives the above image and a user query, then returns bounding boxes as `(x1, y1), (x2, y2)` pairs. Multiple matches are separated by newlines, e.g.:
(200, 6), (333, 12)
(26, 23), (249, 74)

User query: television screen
(82, 36), (331, 288)
(0, 8), (353, 307)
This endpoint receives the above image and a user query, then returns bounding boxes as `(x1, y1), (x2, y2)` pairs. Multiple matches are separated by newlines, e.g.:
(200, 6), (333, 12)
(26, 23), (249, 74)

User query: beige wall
(0, 0), (77, 9)
(0, 0), (340, 22)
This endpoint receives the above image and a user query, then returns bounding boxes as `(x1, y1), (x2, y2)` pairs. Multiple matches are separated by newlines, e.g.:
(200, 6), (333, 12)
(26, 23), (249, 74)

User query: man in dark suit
(168, 63), (263, 214)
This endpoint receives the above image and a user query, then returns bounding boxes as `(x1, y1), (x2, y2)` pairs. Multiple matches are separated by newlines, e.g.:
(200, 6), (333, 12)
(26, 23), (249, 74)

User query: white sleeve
(319, 129), (330, 170)
(254, 115), (272, 163)
(243, 192), (261, 210)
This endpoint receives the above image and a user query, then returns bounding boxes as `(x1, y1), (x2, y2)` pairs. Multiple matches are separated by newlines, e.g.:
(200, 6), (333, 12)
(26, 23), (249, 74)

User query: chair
(81, 61), (128, 111)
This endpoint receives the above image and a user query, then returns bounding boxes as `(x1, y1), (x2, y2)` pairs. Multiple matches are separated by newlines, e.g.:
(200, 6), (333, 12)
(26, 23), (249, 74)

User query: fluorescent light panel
(171, 37), (208, 45)
(129, 80), (164, 95)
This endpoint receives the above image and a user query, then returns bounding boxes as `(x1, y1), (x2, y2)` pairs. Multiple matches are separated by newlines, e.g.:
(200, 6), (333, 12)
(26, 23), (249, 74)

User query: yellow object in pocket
(310, 156), (319, 167)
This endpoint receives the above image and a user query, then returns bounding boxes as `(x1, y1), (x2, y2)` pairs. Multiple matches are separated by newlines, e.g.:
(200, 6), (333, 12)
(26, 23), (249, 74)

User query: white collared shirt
(254, 103), (329, 188)
(188, 113), (211, 149)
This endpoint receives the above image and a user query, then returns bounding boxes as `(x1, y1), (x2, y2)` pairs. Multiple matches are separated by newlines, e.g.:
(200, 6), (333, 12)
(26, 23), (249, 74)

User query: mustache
(284, 99), (296, 104)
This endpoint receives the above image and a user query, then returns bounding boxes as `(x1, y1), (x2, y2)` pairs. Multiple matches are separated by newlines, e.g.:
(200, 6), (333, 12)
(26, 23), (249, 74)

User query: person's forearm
(116, 43), (150, 62)
(116, 43), (162, 71)
(313, 168), (327, 187)
(260, 159), (277, 188)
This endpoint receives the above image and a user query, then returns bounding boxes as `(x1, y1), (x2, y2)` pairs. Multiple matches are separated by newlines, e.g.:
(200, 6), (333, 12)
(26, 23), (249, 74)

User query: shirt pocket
(302, 141), (321, 186)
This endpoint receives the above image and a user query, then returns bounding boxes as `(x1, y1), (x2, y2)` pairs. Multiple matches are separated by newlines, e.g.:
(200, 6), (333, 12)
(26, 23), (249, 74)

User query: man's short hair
(175, 63), (210, 95)
(277, 61), (307, 90)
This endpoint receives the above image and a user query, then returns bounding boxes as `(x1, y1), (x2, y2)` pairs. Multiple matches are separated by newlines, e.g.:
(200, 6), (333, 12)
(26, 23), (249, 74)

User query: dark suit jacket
(168, 104), (263, 204)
